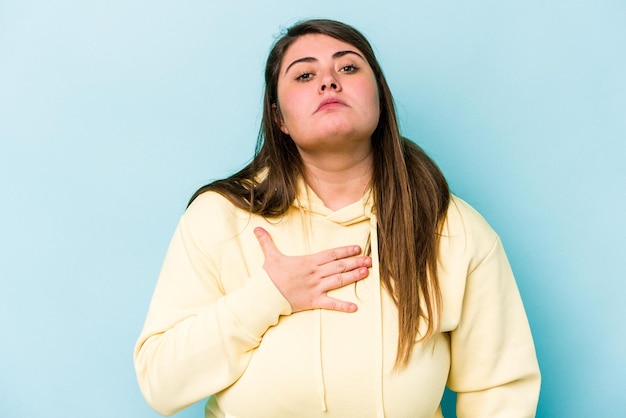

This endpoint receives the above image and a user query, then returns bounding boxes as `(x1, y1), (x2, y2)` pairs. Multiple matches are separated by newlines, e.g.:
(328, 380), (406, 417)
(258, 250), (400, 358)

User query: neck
(300, 147), (373, 211)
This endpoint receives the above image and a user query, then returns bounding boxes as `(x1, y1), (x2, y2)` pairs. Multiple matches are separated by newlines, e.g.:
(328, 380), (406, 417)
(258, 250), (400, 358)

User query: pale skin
(255, 34), (380, 314)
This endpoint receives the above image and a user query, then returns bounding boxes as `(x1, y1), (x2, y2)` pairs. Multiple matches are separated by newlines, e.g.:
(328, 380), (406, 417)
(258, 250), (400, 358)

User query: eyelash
(340, 64), (358, 73)
(295, 64), (359, 82)
(296, 72), (313, 82)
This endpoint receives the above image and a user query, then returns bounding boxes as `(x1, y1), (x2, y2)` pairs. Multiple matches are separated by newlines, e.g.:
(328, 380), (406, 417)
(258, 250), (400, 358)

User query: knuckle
(310, 265), (321, 280)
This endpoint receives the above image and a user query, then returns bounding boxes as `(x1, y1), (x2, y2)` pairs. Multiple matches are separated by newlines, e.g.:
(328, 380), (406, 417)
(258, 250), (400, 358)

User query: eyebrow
(284, 50), (365, 74)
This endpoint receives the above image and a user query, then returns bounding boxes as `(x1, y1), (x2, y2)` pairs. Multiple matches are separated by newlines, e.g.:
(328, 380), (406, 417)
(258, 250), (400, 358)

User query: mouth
(315, 97), (347, 113)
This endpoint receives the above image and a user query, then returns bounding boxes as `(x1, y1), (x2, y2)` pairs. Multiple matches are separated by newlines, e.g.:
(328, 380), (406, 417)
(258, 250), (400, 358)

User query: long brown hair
(190, 19), (450, 368)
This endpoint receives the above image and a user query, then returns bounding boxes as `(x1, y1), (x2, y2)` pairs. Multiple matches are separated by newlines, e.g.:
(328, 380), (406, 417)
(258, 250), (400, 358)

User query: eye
(296, 72), (314, 82)
(339, 64), (358, 73)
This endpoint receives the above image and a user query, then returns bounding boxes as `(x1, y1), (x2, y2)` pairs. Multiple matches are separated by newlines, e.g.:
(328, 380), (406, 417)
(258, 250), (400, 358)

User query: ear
(272, 103), (289, 135)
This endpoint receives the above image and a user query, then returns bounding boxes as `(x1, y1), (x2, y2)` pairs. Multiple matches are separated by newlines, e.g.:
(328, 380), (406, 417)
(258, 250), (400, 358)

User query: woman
(134, 19), (540, 417)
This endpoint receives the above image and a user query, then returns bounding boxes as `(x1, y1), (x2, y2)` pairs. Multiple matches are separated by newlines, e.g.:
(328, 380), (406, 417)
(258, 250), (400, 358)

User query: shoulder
(185, 191), (248, 222)
(178, 191), (253, 243)
(441, 195), (500, 266)
(445, 195), (496, 237)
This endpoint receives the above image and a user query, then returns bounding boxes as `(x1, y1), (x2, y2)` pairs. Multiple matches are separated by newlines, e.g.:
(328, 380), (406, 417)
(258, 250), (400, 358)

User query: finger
(253, 227), (282, 258)
(314, 245), (362, 266)
(316, 295), (358, 313)
(322, 267), (370, 291)
(317, 256), (372, 278)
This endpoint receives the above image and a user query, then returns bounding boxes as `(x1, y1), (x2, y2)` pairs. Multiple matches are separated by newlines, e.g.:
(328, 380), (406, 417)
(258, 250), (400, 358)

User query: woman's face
(275, 34), (380, 157)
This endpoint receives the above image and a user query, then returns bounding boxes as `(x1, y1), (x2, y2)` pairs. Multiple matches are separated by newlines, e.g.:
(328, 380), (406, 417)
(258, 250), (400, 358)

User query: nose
(321, 82), (338, 92)
(319, 72), (341, 93)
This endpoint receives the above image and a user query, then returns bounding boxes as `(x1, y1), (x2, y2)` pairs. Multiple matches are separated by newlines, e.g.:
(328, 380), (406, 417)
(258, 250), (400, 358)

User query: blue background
(1, 1), (624, 417)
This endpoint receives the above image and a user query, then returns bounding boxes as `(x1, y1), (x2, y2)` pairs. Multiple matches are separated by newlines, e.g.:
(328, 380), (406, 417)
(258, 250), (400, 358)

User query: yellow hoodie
(134, 185), (540, 417)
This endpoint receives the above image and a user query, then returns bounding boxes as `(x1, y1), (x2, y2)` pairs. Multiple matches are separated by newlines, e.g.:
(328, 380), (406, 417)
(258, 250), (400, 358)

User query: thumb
(254, 227), (281, 258)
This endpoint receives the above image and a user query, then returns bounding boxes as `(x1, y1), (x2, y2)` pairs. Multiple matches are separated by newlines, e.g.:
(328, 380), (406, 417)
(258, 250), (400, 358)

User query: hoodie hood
(291, 178), (374, 226)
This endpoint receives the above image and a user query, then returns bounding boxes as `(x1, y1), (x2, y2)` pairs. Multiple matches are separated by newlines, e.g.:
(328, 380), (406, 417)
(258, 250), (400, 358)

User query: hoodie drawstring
(298, 200), (329, 412)
(367, 209), (385, 418)
(316, 307), (328, 411)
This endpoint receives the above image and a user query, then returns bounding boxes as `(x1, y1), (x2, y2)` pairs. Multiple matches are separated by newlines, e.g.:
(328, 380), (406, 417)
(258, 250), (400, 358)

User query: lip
(315, 97), (347, 113)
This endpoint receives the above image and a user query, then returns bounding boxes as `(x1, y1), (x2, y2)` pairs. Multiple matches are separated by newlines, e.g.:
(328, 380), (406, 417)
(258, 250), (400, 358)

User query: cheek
(371, 88), (380, 114)
(277, 89), (307, 133)
(362, 79), (380, 120)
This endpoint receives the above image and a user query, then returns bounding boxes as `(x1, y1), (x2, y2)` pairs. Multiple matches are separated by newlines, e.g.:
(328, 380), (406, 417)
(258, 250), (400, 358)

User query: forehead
(280, 34), (365, 71)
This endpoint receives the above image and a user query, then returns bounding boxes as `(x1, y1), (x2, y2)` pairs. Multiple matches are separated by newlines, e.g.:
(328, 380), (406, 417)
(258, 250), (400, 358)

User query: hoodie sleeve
(447, 230), (541, 418)
(133, 193), (292, 416)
